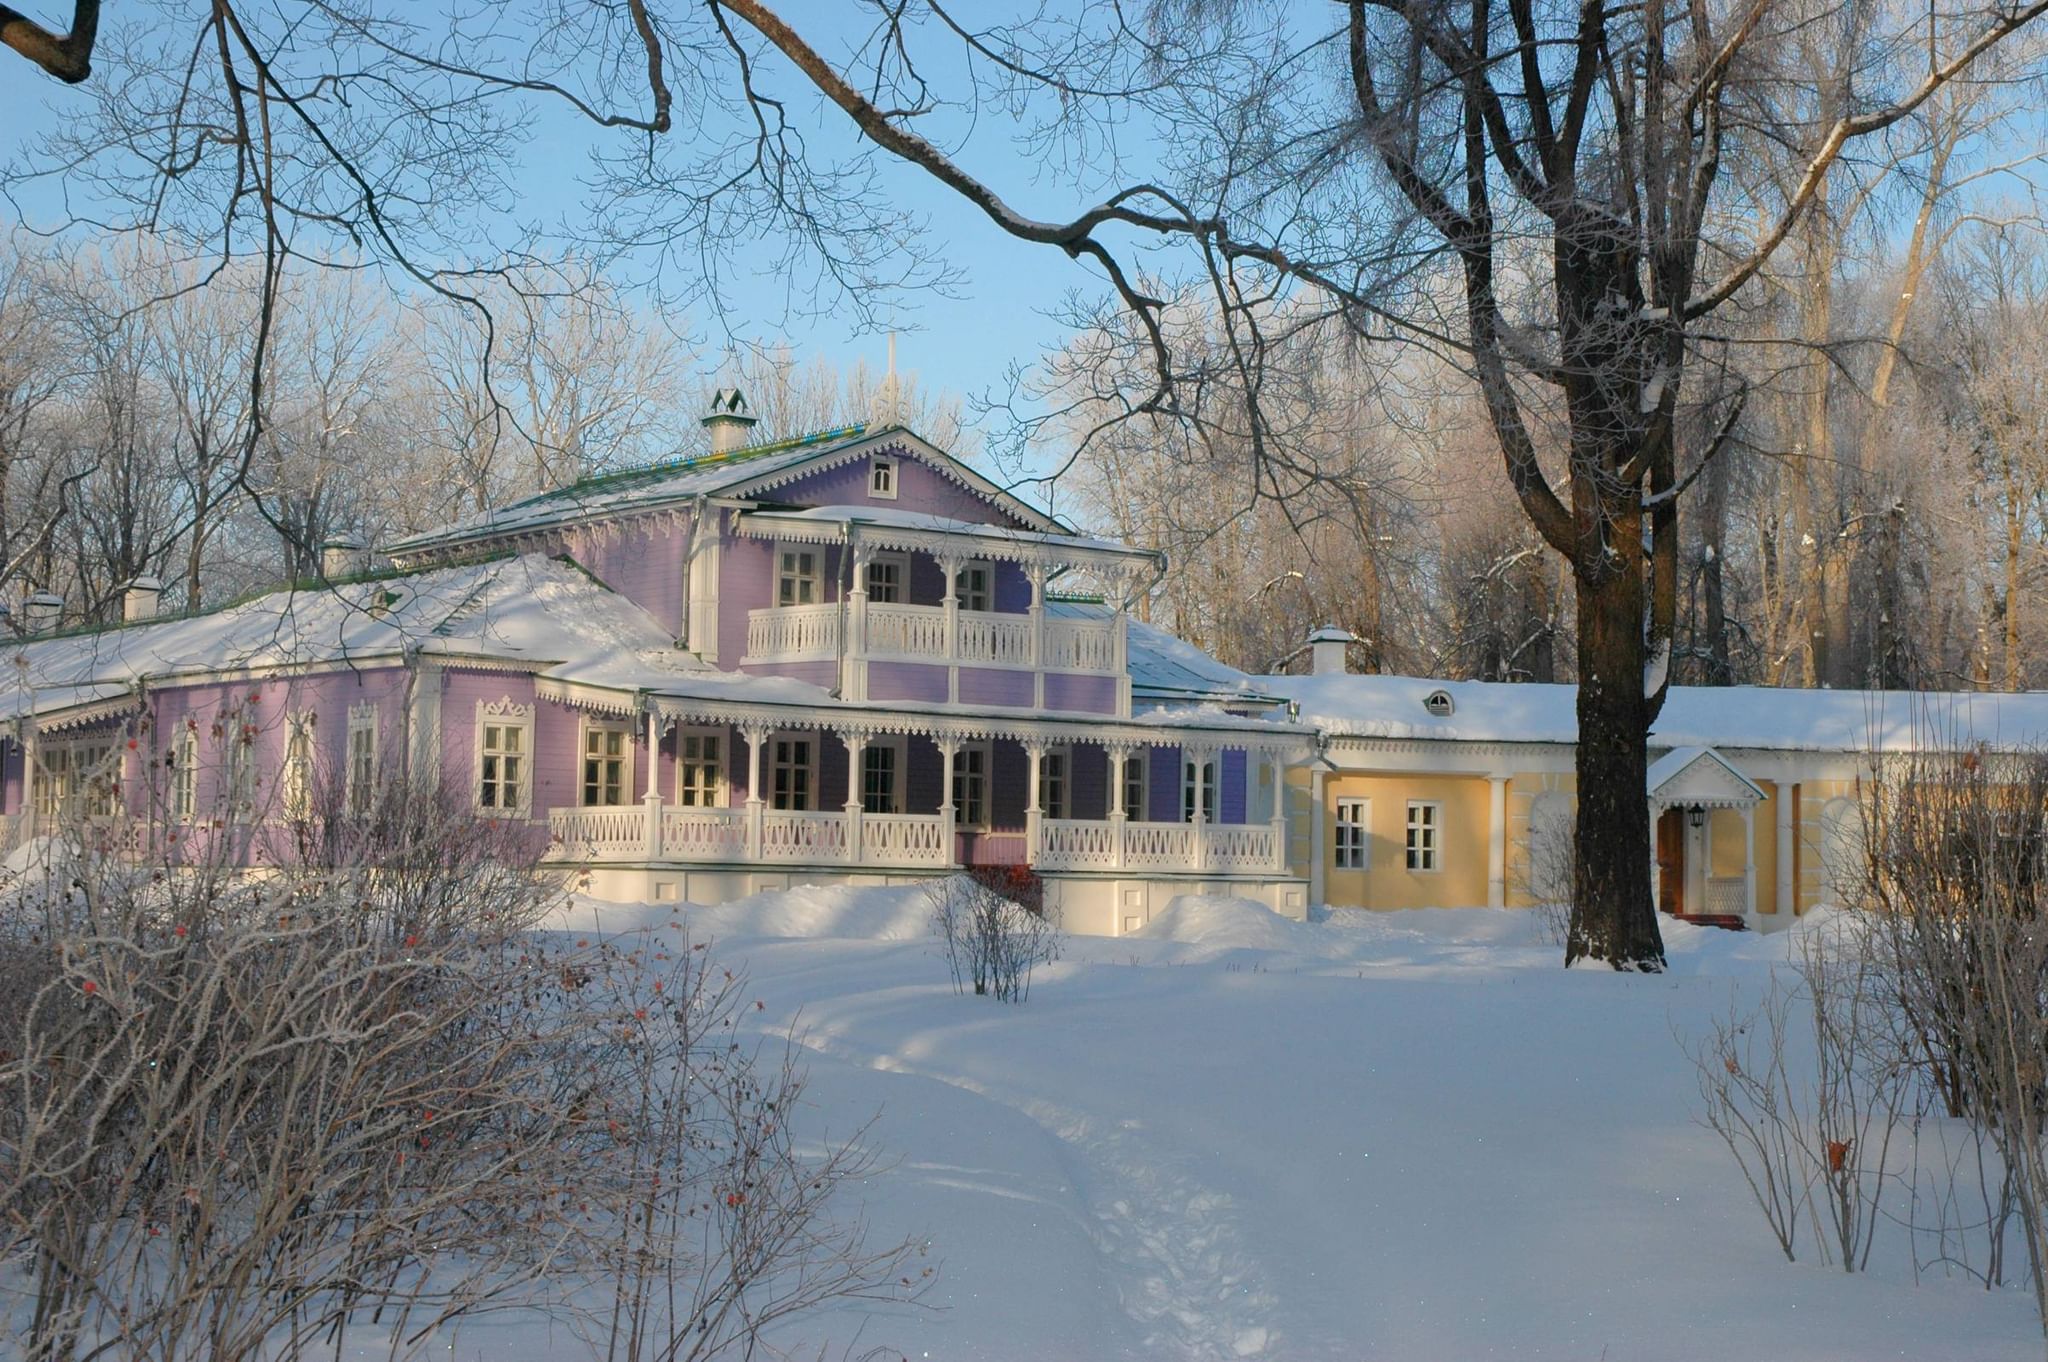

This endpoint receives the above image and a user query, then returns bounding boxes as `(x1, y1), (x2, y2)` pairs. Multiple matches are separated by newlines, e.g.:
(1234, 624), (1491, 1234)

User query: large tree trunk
(1565, 539), (1667, 970)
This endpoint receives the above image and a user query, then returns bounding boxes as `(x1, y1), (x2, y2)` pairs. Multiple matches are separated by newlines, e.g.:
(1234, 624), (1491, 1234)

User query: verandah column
(1106, 741), (1129, 870)
(643, 708), (664, 859)
(1743, 802), (1757, 916)
(1023, 738), (1045, 866)
(1027, 559), (1049, 711)
(1266, 748), (1289, 873)
(842, 730), (867, 865)
(938, 549), (963, 705)
(742, 722), (769, 861)
(937, 735), (959, 870)
(1189, 744), (1209, 873)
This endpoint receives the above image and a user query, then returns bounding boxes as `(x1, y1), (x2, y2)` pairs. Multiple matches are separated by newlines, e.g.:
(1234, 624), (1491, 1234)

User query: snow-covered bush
(929, 871), (1060, 1004)
(0, 779), (922, 1360)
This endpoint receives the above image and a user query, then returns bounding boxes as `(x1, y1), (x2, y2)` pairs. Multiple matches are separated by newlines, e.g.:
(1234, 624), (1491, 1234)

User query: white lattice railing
(1205, 823), (1279, 872)
(866, 603), (950, 658)
(861, 813), (951, 867)
(1122, 822), (1198, 870)
(550, 806), (648, 855)
(1044, 617), (1119, 672)
(759, 811), (850, 862)
(744, 603), (841, 661)
(1035, 819), (1118, 870)
(954, 612), (1036, 666)
(661, 807), (747, 858)
(1704, 876), (1749, 916)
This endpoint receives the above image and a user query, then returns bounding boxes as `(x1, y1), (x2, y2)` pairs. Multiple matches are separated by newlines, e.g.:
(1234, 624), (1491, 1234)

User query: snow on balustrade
(745, 603), (841, 660)
(759, 810), (850, 862)
(550, 805), (648, 854)
(865, 603), (950, 658)
(860, 812), (951, 866)
(660, 807), (747, 857)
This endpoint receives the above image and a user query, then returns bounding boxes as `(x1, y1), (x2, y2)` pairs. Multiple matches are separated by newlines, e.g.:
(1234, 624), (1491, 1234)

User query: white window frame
(860, 736), (908, 815)
(952, 743), (991, 829)
(674, 726), (727, 808)
(776, 544), (824, 608)
(224, 724), (258, 823)
(869, 455), (899, 499)
(1040, 745), (1070, 820)
(1335, 796), (1370, 871)
(864, 551), (909, 604)
(769, 732), (816, 812)
(172, 725), (199, 823)
(1181, 757), (1217, 825)
(1122, 754), (1149, 823)
(1406, 800), (1442, 873)
(282, 711), (317, 821)
(33, 736), (121, 821)
(579, 717), (634, 808)
(475, 699), (534, 817)
(953, 560), (993, 613)
(345, 702), (378, 817)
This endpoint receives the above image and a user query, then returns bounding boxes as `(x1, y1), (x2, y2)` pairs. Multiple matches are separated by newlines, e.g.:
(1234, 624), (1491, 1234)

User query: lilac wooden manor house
(0, 392), (1314, 935)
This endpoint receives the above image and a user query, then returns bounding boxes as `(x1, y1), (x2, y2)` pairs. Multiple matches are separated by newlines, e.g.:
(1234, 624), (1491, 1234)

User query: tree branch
(0, 0), (98, 83)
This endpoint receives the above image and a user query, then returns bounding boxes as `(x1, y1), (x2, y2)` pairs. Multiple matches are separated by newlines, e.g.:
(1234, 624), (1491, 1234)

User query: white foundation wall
(567, 862), (1310, 937)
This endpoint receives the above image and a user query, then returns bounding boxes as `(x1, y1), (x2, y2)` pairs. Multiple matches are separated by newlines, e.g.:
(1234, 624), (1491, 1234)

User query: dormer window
(1423, 689), (1455, 717)
(869, 456), (898, 499)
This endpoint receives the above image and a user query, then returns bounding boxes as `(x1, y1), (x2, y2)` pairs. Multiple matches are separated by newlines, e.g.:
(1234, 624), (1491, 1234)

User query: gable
(1647, 747), (1765, 807)
(751, 441), (1034, 528)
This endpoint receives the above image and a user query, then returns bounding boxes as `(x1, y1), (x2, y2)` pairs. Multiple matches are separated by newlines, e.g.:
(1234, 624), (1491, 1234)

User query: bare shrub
(1686, 918), (1913, 1271)
(0, 767), (923, 1360)
(928, 871), (1061, 1004)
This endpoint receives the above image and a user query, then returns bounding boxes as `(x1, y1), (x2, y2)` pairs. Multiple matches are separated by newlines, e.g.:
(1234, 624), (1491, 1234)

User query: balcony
(1033, 817), (1288, 874)
(743, 600), (1121, 674)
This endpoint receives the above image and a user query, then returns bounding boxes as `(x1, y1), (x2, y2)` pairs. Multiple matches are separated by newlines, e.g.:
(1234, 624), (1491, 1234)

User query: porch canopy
(1646, 746), (1766, 917)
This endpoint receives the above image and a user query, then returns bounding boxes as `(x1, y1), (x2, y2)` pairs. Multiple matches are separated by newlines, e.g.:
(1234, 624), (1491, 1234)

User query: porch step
(1672, 913), (1749, 932)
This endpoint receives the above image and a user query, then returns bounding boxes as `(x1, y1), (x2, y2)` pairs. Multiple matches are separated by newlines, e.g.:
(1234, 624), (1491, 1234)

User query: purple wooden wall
(574, 519), (688, 638)
(1044, 673), (1117, 714)
(773, 449), (1031, 527)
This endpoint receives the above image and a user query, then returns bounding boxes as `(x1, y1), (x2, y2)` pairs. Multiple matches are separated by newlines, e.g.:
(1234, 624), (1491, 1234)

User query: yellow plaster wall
(1795, 777), (1862, 914)
(1321, 772), (1492, 909)
(1503, 771), (1575, 909)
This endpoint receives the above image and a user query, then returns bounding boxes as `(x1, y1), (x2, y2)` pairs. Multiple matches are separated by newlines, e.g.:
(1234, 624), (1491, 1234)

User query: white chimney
(701, 387), (757, 455)
(1308, 625), (1355, 676)
(24, 592), (63, 636)
(123, 576), (162, 623)
(321, 536), (369, 579)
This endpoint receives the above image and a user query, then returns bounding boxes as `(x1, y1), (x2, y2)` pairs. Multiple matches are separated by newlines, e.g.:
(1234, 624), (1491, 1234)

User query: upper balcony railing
(743, 598), (1122, 676)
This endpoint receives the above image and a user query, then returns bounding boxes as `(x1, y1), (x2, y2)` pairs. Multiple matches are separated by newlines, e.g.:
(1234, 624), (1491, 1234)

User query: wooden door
(1656, 808), (1684, 916)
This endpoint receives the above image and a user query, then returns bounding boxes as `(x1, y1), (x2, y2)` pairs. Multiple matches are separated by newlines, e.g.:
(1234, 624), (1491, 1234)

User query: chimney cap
(25, 591), (63, 607)
(702, 387), (756, 424)
(127, 575), (162, 592)
(320, 534), (366, 551)
(1307, 624), (1354, 644)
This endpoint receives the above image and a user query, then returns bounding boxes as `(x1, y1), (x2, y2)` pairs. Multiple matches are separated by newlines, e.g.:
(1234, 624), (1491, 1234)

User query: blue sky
(0, 7), (1122, 429)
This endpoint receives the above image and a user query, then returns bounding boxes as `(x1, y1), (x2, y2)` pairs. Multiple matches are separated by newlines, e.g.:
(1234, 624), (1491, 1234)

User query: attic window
(1423, 689), (1455, 717)
(869, 456), (898, 499)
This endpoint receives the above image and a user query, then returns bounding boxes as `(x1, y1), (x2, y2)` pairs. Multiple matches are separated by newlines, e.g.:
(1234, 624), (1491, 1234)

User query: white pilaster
(1743, 803), (1757, 916)
(1775, 782), (1795, 916)
(1487, 775), (1508, 909)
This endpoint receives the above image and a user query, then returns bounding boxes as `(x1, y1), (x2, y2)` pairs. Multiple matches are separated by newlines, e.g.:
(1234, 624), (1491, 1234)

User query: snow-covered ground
(495, 887), (2043, 1361)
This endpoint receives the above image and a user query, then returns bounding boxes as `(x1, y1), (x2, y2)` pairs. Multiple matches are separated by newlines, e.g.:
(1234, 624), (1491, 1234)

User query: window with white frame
(282, 712), (316, 820)
(1181, 757), (1217, 824)
(476, 701), (533, 815)
(952, 744), (989, 827)
(171, 725), (198, 822)
(675, 728), (724, 807)
(1040, 747), (1068, 820)
(1405, 801), (1442, 872)
(345, 704), (378, 816)
(861, 738), (906, 814)
(1335, 797), (1370, 870)
(33, 738), (119, 820)
(770, 735), (813, 811)
(954, 561), (992, 612)
(581, 721), (632, 806)
(224, 727), (257, 821)
(869, 455), (898, 499)
(1122, 754), (1148, 822)
(864, 552), (907, 604)
(777, 547), (822, 607)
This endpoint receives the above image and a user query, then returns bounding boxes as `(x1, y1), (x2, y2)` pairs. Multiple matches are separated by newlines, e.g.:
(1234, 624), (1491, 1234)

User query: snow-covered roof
(1272, 673), (2048, 752)
(386, 425), (1062, 557)
(0, 555), (714, 725)
(1042, 602), (1276, 706)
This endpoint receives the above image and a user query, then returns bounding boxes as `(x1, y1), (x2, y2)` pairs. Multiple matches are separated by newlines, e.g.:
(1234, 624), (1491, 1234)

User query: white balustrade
(1044, 618), (1119, 672)
(955, 612), (1036, 666)
(758, 810), (851, 862)
(660, 807), (748, 857)
(550, 805), (650, 855)
(861, 813), (952, 867)
(1204, 823), (1278, 872)
(744, 603), (841, 661)
(866, 603), (951, 658)
(1121, 821), (1198, 870)
(1035, 818), (1118, 869)
(1704, 876), (1749, 916)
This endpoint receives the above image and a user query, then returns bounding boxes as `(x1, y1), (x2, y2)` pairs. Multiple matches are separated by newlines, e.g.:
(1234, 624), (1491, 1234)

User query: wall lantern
(1688, 804), (1706, 830)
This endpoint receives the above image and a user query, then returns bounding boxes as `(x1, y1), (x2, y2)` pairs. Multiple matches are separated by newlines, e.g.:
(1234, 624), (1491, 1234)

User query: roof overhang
(736, 506), (1161, 581)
